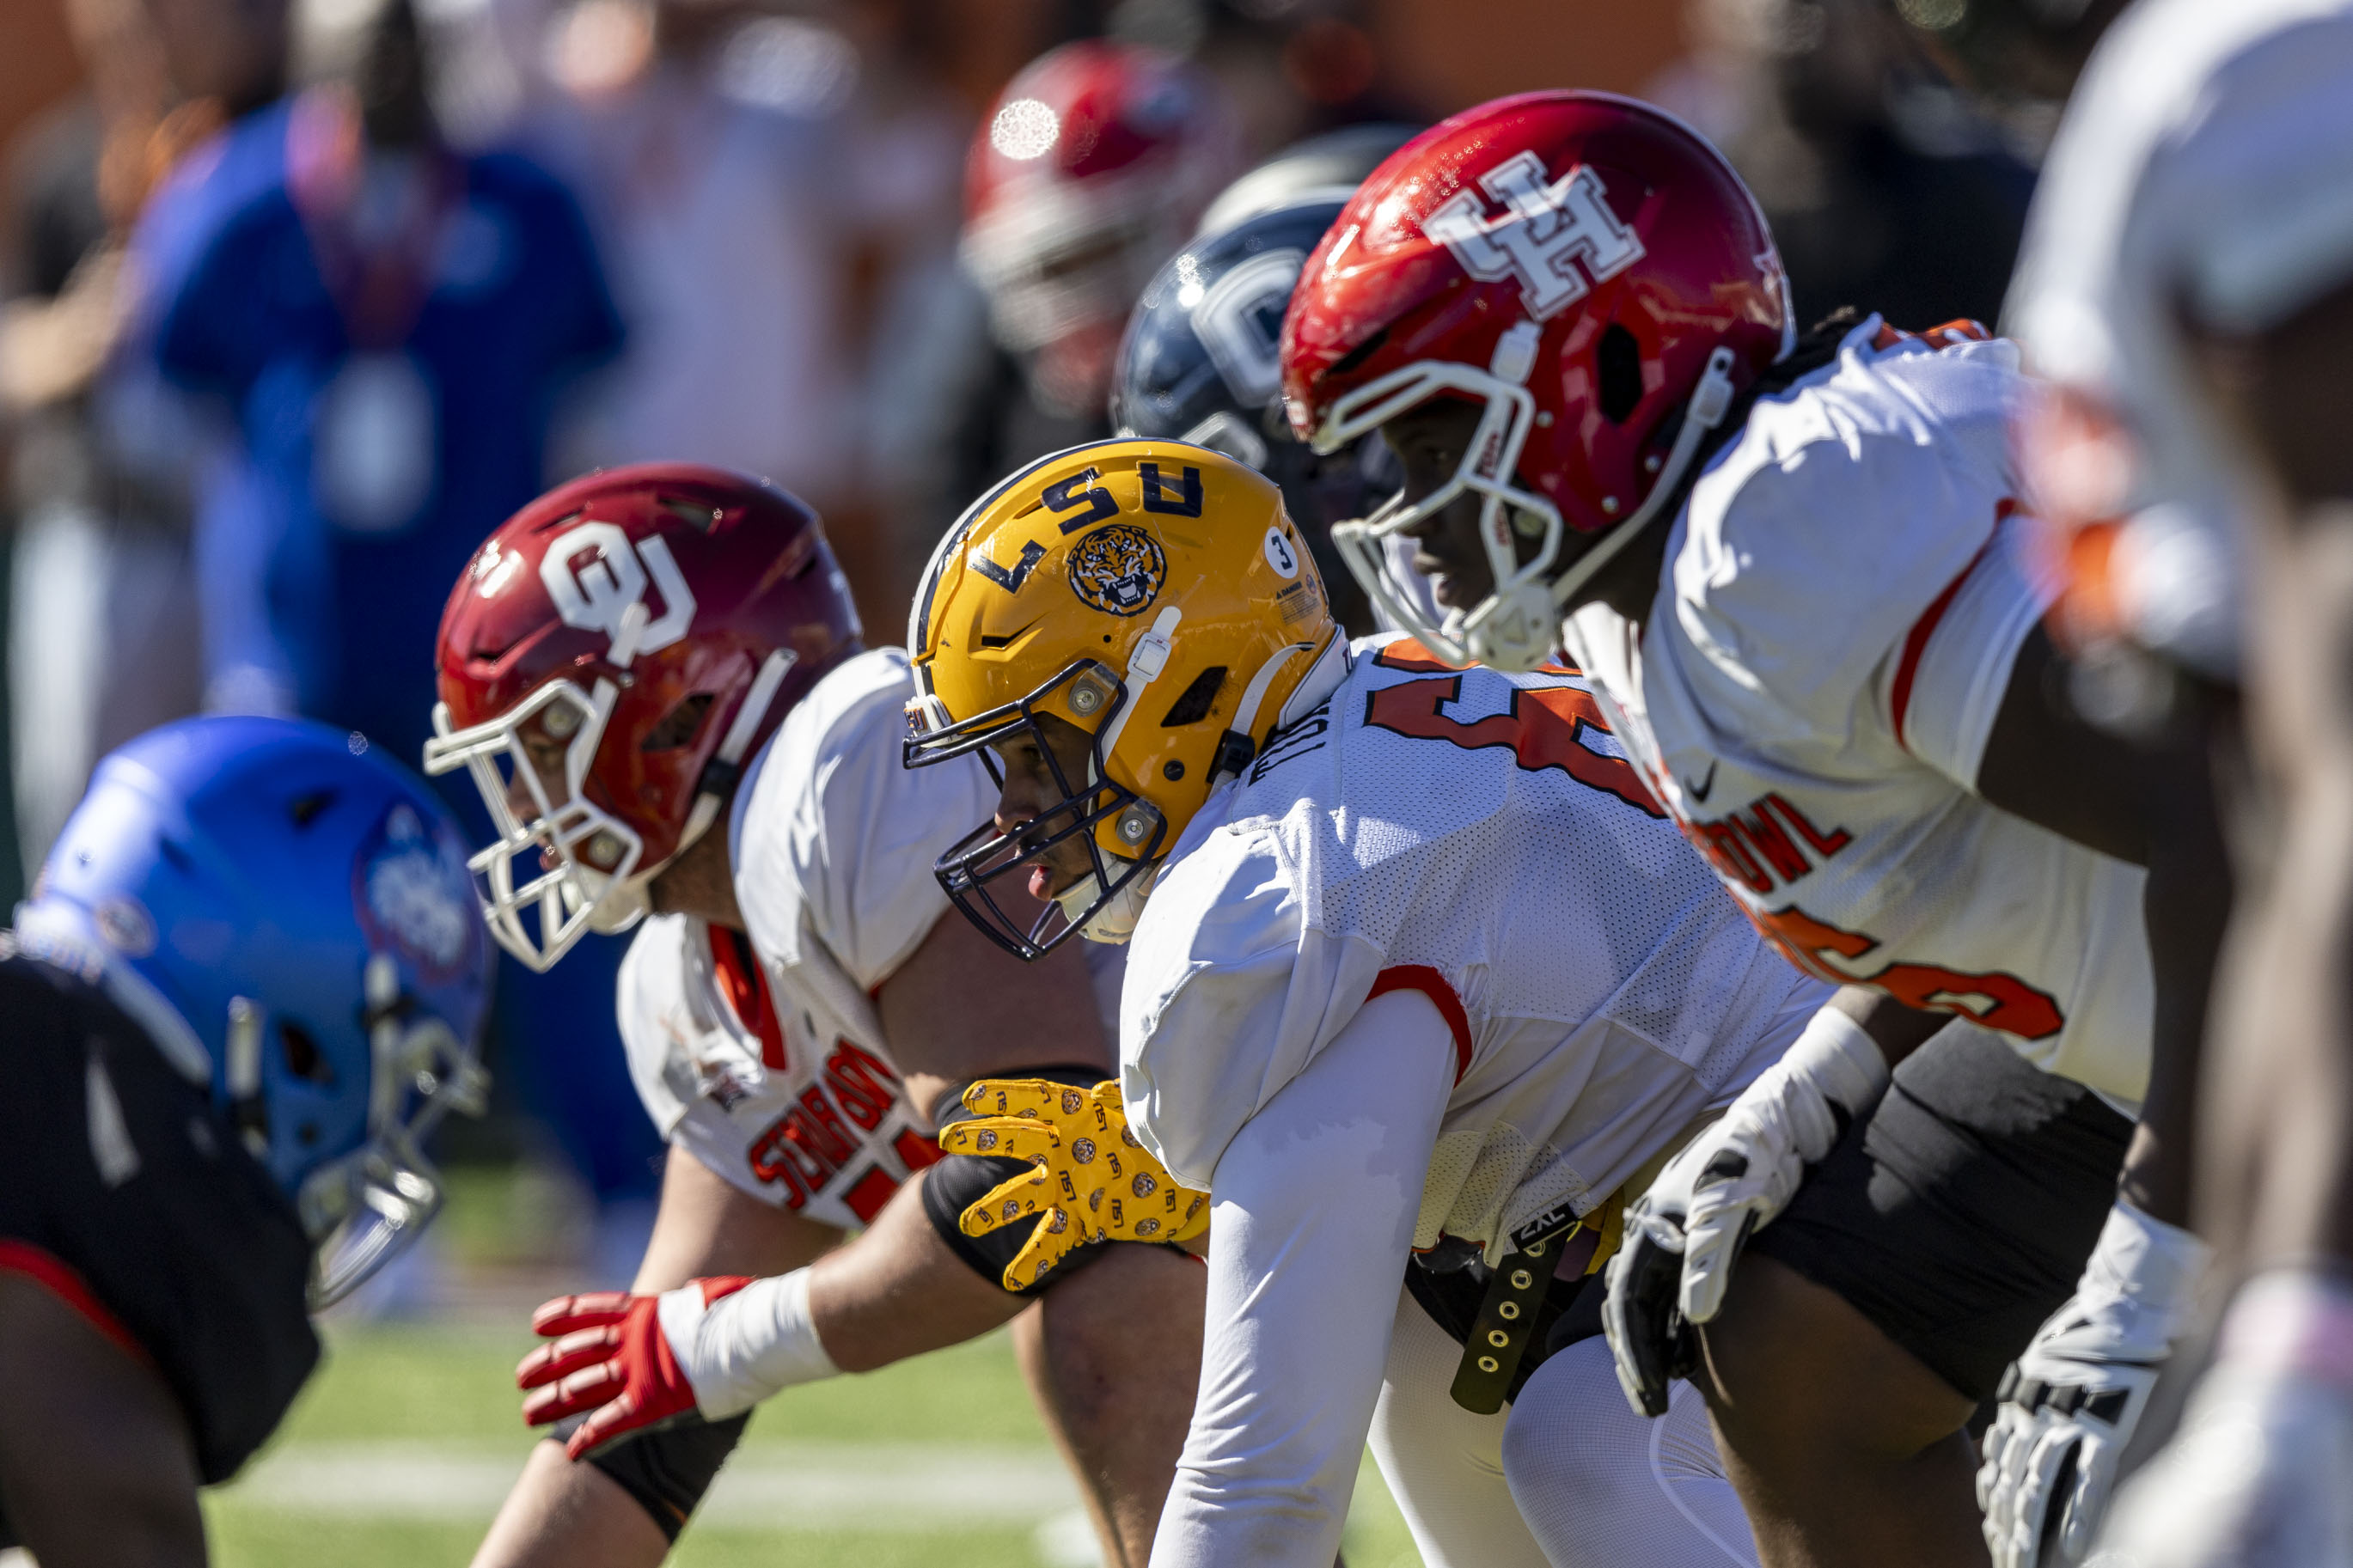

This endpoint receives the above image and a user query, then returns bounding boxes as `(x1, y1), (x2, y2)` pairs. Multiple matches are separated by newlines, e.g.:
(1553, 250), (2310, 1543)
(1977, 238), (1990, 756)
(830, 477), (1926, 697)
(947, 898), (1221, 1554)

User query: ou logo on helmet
(539, 522), (699, 660)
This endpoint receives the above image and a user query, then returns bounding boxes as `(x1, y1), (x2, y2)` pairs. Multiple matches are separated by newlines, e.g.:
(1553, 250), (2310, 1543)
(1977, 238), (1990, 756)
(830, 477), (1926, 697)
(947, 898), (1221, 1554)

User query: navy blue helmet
(16, 716), (491, 1305)
(1113, 125), (1421, 633)
(1194, 122), (1423, 237)
(1113, 196), (1404, 632)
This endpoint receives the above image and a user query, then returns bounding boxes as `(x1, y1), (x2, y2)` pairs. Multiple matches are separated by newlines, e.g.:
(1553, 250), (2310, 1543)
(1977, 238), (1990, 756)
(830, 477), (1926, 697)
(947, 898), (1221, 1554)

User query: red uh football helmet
(963, 39), (1241, 415)
(424, 465), (861, 972)
(1282, 91), (1793, 670)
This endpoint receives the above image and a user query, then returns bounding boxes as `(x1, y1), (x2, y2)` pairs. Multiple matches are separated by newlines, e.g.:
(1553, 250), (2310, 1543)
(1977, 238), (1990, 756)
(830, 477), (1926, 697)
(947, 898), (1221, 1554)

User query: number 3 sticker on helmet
(1263, 527), (1299, 579)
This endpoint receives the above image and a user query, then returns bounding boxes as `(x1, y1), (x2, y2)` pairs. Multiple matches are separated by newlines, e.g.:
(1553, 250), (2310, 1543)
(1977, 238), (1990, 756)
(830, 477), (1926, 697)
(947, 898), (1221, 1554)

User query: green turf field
(203, 1319), (1423, 1568)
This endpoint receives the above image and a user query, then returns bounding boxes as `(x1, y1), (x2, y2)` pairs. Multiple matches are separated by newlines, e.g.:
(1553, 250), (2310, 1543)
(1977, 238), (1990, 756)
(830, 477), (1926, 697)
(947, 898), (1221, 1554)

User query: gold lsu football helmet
(905, 440), (1341, 958)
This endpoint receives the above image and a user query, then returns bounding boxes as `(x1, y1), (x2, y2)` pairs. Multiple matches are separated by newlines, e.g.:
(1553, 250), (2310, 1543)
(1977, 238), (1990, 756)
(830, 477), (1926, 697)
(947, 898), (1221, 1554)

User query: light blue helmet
(16, 716), (491, 1306)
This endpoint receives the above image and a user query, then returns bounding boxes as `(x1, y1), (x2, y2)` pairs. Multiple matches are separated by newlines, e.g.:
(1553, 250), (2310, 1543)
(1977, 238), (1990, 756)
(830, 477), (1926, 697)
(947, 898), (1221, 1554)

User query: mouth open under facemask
(906, 659), (1169, 961)
(1313, 324), (1742, 672)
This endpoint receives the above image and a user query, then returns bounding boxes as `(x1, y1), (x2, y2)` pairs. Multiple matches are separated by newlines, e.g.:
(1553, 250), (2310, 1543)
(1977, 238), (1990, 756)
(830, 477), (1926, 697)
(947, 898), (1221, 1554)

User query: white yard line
(219, 1439), (1085, 1531)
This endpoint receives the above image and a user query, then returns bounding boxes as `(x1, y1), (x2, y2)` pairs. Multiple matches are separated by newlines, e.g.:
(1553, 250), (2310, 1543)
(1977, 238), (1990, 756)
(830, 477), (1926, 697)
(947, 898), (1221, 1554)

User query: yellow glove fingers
(957, 1166), (1052, 1239)
(1000, 1205), (1087, 1292)
(961, 1078), (1092, 1123)
(937, 1116), (1060, 1163)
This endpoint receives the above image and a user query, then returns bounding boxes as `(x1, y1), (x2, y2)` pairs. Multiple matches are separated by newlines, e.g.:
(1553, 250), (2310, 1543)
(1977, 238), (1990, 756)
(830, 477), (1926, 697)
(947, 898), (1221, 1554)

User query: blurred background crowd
(0, 0), (2114, 1300)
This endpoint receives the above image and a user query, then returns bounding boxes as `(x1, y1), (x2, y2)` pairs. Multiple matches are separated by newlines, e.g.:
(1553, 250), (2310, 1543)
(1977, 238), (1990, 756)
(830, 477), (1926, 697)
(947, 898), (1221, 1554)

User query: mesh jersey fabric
(1558, 317), (2154, 1108)
(617, 648), (995, 1227)
(1122, 634), (1821, 1259)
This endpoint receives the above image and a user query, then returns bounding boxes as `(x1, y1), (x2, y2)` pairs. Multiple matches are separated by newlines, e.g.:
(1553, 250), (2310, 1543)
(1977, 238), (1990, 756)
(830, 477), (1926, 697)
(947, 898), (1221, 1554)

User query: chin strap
(679, 650), (799, 854)
(606, 649), (803, 926)
(1547, 345), (1741, 615)
(1210, 633), (1327, 785)
(1092, 607), (1184, 787)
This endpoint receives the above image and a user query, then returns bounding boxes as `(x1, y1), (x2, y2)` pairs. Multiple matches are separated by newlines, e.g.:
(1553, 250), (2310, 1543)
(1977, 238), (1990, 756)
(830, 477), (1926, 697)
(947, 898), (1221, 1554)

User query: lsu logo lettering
(1425, 152), (1645, 320)
(539, 522), (697, 659)
(1067, 524), (1167, 617)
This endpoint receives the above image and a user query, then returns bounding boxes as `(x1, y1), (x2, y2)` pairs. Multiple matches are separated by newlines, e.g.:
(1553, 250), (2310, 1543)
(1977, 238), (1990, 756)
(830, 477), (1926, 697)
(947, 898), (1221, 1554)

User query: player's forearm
(2121, 724), (2232, 1229)
(1153, 1464), (1355, 1568)
(1830, 984), (1949, 1070)
(2229, 760), (2353, 1265)
(2236, 516), (2353, 1266)
(804, 1172), (1024, 1371)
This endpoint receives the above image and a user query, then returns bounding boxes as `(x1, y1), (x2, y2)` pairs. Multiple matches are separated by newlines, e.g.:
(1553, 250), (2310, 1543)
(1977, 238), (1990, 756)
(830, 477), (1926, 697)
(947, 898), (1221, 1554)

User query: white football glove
(1604, 1004), (1890, 1416)
(2090, 1268), (2353, 1568)
(1976, 1200), (2211, 1568)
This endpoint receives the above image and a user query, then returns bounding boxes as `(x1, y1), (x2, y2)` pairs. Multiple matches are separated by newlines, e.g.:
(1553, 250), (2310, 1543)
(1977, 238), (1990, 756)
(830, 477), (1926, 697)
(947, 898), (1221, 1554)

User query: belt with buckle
(1447, 1193), (1622, 1414)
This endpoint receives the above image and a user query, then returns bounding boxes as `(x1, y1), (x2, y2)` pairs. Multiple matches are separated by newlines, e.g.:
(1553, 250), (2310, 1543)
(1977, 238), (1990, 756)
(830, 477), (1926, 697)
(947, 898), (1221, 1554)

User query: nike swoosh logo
(1683, 761), (1717, 803)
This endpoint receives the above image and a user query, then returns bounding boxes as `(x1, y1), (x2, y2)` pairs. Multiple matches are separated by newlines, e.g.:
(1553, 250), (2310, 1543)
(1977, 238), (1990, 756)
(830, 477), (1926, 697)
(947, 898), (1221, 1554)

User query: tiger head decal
(1067, 524), (1167, 617)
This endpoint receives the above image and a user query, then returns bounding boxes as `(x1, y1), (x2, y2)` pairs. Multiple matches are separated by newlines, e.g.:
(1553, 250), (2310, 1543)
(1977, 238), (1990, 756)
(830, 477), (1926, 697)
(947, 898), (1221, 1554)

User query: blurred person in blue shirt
(146, 0), (662, 1254)
(151, 0), (623, 749)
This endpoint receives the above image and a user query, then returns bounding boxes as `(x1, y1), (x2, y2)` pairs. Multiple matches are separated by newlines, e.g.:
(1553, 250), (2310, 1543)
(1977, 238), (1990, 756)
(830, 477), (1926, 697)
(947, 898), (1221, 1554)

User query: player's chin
(1423, 566), (1488, 610)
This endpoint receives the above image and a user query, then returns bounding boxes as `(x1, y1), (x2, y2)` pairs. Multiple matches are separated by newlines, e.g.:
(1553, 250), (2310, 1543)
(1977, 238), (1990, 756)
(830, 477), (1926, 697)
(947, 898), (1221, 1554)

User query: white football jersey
(1560, 317), (2154, 1109)
(1121, 635), (1824, 1260)
(618, 648), (997, 1229)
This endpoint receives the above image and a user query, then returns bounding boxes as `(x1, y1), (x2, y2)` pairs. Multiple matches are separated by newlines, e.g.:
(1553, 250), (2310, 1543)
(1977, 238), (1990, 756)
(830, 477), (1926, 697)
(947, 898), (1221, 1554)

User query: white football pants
(1366, 1285), (1757, 1568)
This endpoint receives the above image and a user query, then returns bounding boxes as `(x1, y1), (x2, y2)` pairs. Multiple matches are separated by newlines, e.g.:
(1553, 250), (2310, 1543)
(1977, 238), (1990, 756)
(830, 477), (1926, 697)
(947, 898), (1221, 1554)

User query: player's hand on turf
(938, 1077), (1207, 1290)
(1977, 1202), (2210, 1568)
(2087, 1270), (2353, 1568)
(1603, 1005), (1891, 1418)
(518, 1278), (752, 1459)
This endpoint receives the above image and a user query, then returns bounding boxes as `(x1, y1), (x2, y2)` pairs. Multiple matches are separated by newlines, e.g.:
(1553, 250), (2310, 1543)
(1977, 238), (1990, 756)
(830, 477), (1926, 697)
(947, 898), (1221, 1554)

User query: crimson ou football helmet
(424, 465), (861, 971)
(1282, 91), (1794, 670)
(963, 40), (1241, 415)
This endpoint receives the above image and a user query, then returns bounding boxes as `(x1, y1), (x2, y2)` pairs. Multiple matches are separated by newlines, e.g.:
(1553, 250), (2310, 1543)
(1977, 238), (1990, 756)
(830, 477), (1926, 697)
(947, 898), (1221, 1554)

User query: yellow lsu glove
(936, 1078), (1209, 1290)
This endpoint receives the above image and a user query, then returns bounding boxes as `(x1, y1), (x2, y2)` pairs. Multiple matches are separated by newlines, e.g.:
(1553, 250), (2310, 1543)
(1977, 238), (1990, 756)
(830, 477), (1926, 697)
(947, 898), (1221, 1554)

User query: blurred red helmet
(963, 40), (1241, 412)
(424, 464), (862, 971)
(1282, 91), (1792, 669)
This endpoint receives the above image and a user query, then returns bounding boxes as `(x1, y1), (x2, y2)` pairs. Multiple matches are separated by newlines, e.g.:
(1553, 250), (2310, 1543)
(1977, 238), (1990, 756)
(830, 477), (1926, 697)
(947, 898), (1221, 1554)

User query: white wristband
(1782, 1005), (1892, 1120)
(658, 1268), (840, 1421)
(2075, 1199), (2212, 1360)
(2086, 1202), (2210, 1315)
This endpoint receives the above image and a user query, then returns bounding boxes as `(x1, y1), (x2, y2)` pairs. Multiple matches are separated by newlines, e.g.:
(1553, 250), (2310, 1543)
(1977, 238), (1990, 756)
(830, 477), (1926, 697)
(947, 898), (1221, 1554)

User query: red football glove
(517, 1277), (752, 1459)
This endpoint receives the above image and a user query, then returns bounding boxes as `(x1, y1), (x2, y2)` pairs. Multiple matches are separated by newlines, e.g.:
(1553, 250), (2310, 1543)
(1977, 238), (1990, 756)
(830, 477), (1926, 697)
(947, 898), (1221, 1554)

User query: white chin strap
(1059, 863), (1160, 946)
(1057, 626), (1335, 947)
(1321, 332), (1741, 672)
(584, 647), (798, 936)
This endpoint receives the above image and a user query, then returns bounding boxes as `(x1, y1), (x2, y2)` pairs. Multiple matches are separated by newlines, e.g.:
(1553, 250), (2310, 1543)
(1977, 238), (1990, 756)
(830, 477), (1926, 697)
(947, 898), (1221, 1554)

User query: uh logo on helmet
(425, 464), (862, 972)
(904, 440), (1339, 960)
(1280, 90), (1794, 672)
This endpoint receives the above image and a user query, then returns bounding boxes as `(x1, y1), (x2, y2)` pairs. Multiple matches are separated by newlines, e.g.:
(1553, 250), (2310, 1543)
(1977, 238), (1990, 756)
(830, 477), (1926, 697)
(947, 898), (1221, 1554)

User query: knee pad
(923, 1065), (1120, 1296)
(553, 1409), (749, 1541)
